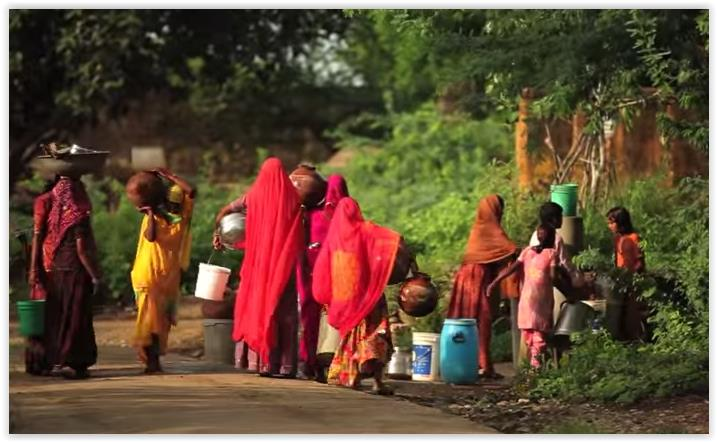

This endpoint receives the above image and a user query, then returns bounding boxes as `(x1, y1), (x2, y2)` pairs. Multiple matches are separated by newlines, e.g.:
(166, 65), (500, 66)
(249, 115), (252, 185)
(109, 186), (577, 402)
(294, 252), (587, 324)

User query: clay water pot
(398, 272), (439, 318)
(289, 165), (327, 209)
(126, 172), (166, 208)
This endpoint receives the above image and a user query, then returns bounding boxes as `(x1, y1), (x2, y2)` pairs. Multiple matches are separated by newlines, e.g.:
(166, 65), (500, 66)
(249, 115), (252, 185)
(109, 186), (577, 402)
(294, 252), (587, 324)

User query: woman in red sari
(312, 197), (399, 395)
(448, 194), (517, 378)
(27, 176), (101, 379)
(230, 158), (304, 377)
(295, 174), (350, 380)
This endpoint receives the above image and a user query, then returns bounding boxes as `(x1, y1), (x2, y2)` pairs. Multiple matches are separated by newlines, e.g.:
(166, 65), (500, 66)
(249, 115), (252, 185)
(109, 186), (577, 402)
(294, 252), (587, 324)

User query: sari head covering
(462, 194), (517, 264)
(312, 197), (400, 337)
(233, 158), (304, 360)
(322, 174), (349, 220)
(40, 177), (92, 271)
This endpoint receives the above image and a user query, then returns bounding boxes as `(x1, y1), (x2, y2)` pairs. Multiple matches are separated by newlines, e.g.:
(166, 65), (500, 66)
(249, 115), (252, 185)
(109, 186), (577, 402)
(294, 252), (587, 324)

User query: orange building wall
(515, 96), (707, 192)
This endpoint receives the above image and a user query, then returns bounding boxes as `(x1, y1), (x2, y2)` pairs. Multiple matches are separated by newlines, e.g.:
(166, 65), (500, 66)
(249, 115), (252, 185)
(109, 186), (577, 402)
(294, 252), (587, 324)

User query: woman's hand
(91, 278), (103, 297)
(486, 283), (497, 298)
(212, 232), (225, 251)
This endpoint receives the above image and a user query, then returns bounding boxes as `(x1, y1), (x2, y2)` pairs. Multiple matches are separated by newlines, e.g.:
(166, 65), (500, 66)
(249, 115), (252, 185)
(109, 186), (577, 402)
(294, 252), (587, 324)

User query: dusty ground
(9, 299), (708, 434)
(9, 301), (494, 434)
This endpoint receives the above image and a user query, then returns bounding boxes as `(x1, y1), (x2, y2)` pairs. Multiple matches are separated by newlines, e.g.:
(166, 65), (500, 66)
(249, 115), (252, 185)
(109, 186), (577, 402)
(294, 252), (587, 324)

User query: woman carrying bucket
(228, 158), (304, 378)
(447, 194), (518, 379)
(312, 197), (399, 395)
(27, 175), (101, 379)
(128, 168), (195, 374)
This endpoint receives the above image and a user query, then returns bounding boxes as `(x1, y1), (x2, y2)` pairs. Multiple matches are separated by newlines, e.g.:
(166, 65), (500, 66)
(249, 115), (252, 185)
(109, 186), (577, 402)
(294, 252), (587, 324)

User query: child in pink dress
(488, 224), (557, 368)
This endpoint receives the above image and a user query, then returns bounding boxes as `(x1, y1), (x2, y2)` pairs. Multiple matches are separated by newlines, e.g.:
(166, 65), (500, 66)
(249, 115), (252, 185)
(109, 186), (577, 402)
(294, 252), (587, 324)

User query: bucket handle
(452, 332), (466, 344)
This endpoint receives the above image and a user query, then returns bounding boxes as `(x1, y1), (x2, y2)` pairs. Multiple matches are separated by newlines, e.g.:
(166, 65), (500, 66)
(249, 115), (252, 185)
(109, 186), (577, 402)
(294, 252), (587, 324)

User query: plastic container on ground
(203, 319), (235, 364)
(17, 300), (45, 337)
(194, 263), (231, 301)
(412, 332), (440, 381)
(439, 318), (478, 385)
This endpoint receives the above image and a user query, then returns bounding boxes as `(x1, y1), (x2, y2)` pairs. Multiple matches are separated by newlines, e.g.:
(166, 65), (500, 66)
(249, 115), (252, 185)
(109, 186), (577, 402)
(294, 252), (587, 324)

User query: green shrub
(330, 103), (543, 333)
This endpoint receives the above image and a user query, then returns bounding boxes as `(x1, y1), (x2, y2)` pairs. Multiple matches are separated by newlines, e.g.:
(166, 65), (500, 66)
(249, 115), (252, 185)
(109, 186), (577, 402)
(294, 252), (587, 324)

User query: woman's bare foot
(370, 379), (395, 395)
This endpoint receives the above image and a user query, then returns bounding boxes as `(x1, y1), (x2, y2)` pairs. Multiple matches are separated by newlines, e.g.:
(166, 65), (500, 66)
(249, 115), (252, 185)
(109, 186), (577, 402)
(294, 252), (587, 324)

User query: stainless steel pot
(553, 301), (596, 336)
(30, 151), (109, 177)
(387, 347), (412, 380)
(218, 212), (246, 249)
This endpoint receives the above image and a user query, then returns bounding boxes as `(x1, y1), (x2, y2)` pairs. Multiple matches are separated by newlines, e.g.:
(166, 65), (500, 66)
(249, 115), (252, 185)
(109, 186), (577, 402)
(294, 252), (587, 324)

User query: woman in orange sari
(448, 194), (517, 378)
(312, 197), (400, 395)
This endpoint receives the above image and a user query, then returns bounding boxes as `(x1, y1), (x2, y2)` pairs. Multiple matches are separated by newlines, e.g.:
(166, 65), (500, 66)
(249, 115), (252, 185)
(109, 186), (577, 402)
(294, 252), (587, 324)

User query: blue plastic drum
(439, 318), (478, 384)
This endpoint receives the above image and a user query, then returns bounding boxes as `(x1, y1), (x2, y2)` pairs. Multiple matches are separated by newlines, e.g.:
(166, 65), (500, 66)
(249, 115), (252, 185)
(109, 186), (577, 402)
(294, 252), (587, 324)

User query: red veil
(312, 197), (400, 337)
(232, 158), (304, 360)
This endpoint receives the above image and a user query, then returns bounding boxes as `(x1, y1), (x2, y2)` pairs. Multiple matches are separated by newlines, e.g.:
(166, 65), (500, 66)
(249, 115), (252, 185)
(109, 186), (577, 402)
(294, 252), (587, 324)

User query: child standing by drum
(488, 224), (558, 369)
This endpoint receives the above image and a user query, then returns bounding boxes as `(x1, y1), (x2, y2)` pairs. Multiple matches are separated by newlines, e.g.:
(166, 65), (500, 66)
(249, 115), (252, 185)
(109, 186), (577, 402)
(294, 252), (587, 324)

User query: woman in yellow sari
(129, 168), (195, 373)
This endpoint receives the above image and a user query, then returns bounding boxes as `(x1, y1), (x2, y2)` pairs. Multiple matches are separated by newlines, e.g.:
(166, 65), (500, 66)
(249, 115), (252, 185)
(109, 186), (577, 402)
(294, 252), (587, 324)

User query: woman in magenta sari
(27, 176), (101, 379)
(295, 174), (350, 380)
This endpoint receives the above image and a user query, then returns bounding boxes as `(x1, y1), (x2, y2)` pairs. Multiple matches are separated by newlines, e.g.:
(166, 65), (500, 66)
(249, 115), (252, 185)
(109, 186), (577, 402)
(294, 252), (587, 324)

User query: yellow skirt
(133, 288), (178, 355)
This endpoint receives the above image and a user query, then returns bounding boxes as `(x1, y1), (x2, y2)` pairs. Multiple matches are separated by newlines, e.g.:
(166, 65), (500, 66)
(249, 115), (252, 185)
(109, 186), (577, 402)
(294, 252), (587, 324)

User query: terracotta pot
(397, 272), (439, 318)
(289, 166), (327, 208)
(126, 172), (166, 208)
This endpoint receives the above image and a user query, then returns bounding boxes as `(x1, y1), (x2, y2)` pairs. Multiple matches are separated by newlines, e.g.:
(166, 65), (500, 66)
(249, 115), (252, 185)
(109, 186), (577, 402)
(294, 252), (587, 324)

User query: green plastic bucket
(17, 300), (45, 337)
(550, 183), (579, 216)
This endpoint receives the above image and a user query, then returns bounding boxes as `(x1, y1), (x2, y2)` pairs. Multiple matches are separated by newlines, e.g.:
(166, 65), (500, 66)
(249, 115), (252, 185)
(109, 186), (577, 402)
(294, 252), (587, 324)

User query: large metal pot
(30, 151), (109, 177)
(387, 347), (412, 380)
(218, 212), (246, 249)
(553, 301), (596, 336)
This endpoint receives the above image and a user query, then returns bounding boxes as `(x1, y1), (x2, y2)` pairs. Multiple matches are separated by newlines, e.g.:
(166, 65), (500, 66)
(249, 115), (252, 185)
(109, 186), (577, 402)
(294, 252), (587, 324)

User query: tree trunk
(515, 88), (533, 192)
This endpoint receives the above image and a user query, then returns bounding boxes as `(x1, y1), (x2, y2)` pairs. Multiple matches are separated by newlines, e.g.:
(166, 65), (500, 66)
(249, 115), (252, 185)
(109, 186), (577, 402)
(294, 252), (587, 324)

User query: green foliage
(83, 177), (142, 300)
(530, 176), (708, 404)
(352, 10), (708, 150)
(9, 10), (358, 187)
(528, 330), (707, 404)
(327, 103), (543, 333)
(490, 329), (513, 363)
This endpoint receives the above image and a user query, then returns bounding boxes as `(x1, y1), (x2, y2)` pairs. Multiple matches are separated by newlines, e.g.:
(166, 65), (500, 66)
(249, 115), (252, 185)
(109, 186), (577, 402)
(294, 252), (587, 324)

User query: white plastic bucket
(194, 263), (231, 301)
(412, 332), (440, 381)
(317, 310), (341, 355)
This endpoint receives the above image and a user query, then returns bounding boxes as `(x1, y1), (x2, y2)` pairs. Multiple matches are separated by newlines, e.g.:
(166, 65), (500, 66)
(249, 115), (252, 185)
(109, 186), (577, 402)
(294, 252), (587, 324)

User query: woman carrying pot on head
(224, 157), (304, 378)
(312, 197), (399, 395)
(27, 174), (101, 379)
(128, 168), (195, 374)
(294, 172), (350, 381)
(447, 194), (518, 379)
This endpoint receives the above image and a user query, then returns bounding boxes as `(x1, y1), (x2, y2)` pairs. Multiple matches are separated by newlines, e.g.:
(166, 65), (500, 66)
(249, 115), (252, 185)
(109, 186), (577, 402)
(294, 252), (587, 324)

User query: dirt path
(10, 303), (707, 434)
(9, 314), (496, 434)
